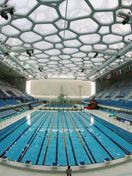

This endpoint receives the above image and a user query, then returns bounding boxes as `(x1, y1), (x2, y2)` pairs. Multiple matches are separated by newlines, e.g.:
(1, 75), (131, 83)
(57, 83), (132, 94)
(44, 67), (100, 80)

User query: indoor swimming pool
(0, 110), (131, 166)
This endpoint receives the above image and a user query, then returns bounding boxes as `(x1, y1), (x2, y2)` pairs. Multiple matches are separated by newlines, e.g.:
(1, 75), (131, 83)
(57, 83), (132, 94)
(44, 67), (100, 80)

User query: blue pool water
(0, 110), (131, 166)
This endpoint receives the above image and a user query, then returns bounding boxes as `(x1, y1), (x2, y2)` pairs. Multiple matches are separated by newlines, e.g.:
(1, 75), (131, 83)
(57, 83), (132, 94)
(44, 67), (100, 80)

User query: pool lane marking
(73, 112), (115, 160)
(71, 112), (97, 163)
(87, 112), (132, 144)
(55, 111), (59, 165)
(35, 112), (53, 165)
(67, 111), (94, 164)
(0, 111), (44, 158)
(61, 111), (69, 166)
(0, 111), (39, 143)
(81, 112), (131, 155)
(17, 111), (49, 162)
(42, 111), (56, 165)
(81, 112), (130, 155)
(63, 111), (77, 166)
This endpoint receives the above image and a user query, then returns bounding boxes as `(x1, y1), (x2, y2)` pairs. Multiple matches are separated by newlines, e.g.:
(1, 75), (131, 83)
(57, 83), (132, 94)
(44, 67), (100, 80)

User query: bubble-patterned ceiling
(0, 0), (132, 80)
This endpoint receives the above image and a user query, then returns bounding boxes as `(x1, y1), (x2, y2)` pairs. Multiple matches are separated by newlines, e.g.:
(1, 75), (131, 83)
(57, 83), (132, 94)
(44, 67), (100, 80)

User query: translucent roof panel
(0, 0), (131, 80)
(59, 0), (91, 20)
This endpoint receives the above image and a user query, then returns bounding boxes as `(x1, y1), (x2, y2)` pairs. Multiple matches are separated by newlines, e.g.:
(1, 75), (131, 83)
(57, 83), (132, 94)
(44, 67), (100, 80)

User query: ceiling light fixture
(0, 4), (15, 20)
(93, 52), (98, 58)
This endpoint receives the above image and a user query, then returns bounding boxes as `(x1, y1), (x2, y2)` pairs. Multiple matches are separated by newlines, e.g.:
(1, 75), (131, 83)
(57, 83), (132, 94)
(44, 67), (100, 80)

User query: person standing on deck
(66, 166), (72, 176)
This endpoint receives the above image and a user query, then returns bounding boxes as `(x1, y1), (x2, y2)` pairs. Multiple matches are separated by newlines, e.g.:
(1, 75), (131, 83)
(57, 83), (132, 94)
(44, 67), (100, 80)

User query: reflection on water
(26, 114), (31, 126)
(39, 128), (84, 133)
(90, 116), (94, 125)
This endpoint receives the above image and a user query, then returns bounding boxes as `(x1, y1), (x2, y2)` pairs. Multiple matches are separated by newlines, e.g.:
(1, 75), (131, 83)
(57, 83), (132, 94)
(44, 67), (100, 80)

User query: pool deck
(0, 157), (131, 176)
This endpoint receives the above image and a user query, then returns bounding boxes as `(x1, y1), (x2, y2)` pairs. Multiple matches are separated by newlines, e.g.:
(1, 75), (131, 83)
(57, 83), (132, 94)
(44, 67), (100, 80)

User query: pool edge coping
(0, 155), (131, 173)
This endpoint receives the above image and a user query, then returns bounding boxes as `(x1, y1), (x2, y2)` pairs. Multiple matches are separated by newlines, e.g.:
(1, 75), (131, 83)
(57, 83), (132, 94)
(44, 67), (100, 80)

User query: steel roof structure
(0, 0), (132, 80)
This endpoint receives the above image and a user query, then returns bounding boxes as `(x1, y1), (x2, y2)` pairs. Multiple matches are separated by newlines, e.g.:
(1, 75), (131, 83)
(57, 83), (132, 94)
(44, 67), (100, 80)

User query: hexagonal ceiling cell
(8, 0), (38, 15)
(72, 52), (86, 58)
(121, 0), (132, 7)
(45, 35), (61, 43)
(6, 38), (23, 46)
(62, 48), (78, 54)
(59, 60), (72, 64)
(59, 55), (71, 59)
(103, 34), (123, 44)
(109, 43), (125, 50)
(59, 0), (91, 20)
(55, 44), (63, 49)
(71, 58), (82, 62)
(33, 41), (53, 50)
(63, 39), (81, 47)
(70, 18), (99, 34)
(79, 34), (101, 44)
(80, 45), (92, 52)
(45, 49), (61, 56)
(2, 25), (20, 36)
(59, 30), (77, 40)
(35, 53), (49, 58)
(112, 24), (131, 36)
(0, 0), (131, 80)
(50, 56), (60, 61)
(37, 58), (50, 63)
(91, 57), (105, 62)
(89, 0), (119, 10)
(93, 44), (107, 50)
(29, 5), (58, 22)
(34, 24), (58, 36)
(20, 31), (42, 43)
(94, 12), (114, 25)
(0, 33), (7, 42)
(55, 19), (68, 30)
(99, 26), (110, 35)
(11, 18), (33, 31)
(26, 60), (38, 64)
(84, 60), (92, 64)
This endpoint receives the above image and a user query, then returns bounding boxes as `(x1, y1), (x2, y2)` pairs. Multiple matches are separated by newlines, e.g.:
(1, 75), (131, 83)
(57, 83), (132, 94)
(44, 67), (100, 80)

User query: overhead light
(26, 49), (34, 57)
(122, 16), (130, 25)
(9, 7), (14, 15)
(81, 68), (84, 73)
(38, 66), (43, 72)
(117, 10), (132, 25)
(93, 52), (98, 58)
(1, 11), (8, 20)
(74, 77), (77, 80)
(116, 55), (121, 59)
(0, 6), (15, 20)
(28, 75), (32, 78)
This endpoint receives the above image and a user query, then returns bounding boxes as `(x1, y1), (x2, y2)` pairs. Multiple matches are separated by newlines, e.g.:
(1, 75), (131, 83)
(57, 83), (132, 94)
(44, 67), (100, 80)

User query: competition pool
(0, 110), (131, 166)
